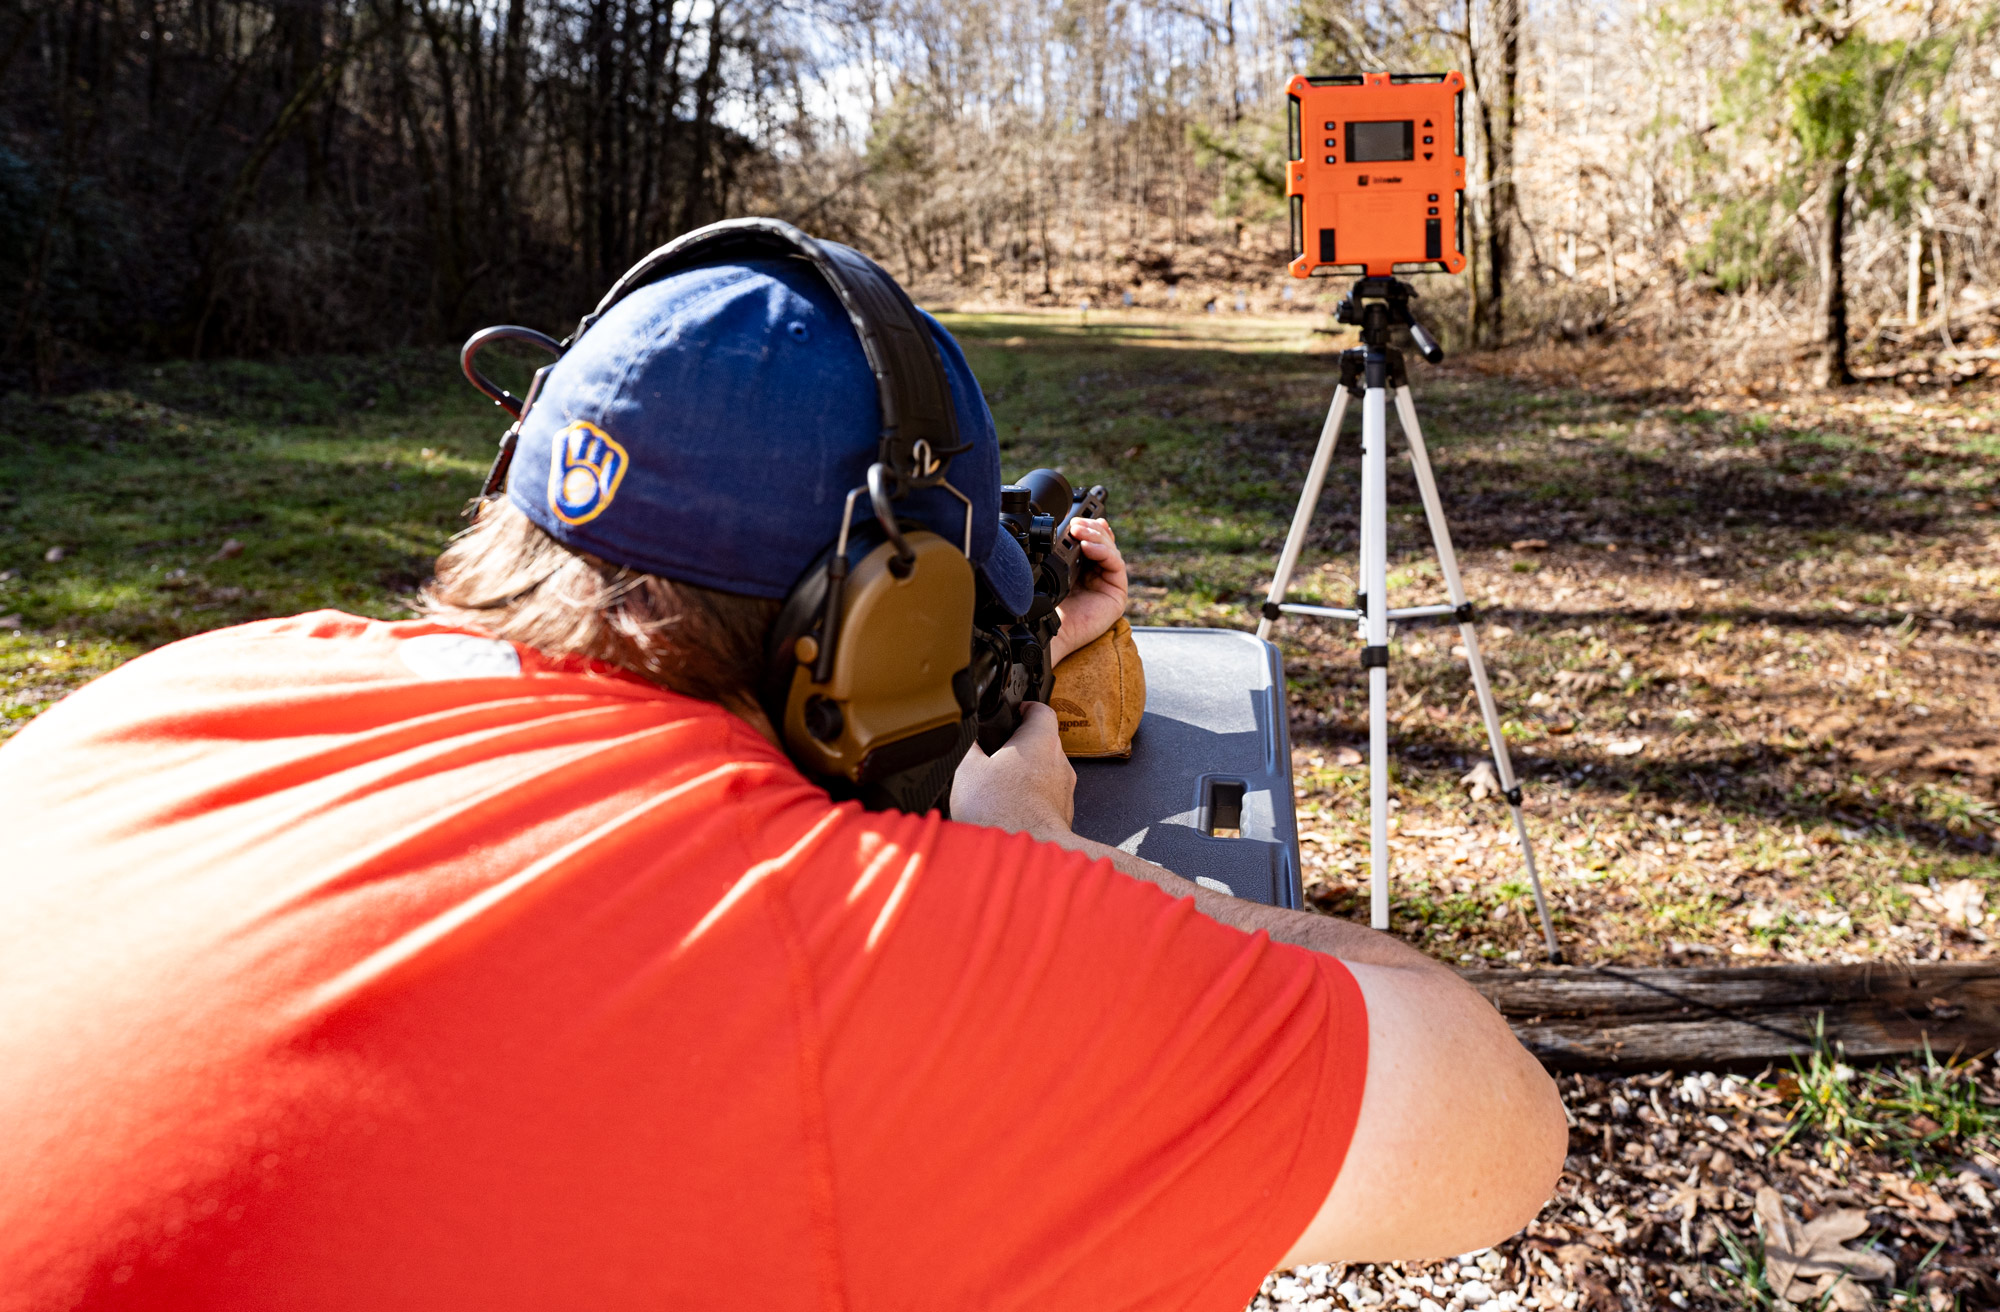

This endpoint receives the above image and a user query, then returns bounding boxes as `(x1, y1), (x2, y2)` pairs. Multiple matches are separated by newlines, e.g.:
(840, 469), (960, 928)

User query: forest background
(4, 0), (1997, 390)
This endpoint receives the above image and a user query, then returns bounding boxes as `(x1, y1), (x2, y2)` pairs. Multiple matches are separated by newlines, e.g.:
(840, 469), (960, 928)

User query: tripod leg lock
(1260, 601), (1283, 621)
(1360, 645), (1389, 669)
(1339, 350), (1365, 397)
(1454, 601), (1477, 623)
(1504, 784), (1523, 807)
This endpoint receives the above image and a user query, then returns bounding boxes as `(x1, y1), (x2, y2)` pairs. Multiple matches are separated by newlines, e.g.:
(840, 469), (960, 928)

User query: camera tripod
(1256, 276), (1560, 962)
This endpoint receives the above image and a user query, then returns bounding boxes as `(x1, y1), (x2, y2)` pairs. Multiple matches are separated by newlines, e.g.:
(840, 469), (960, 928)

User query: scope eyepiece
(1017, 468), (1074, 519)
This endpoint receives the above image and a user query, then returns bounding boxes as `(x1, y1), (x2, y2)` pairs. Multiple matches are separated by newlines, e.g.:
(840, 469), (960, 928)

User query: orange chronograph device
(1286, 71), (1468, 279)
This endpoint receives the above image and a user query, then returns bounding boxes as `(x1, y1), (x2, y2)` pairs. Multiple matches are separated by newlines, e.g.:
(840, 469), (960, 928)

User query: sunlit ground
(4, 313), (1997, 964)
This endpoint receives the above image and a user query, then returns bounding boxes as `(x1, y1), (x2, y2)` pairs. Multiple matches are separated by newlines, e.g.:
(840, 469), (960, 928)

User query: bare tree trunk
(417, 0), (472, 326)
(1814, 163), (1852, 386)
(1476, 0), (1520, 349)
(674, 0), (729, 235)
(1905, 227), (1922, 323)
(485, 0), (529, 275)
(1223, 0), (1239, 125)
(1039, 197), (1053, 297)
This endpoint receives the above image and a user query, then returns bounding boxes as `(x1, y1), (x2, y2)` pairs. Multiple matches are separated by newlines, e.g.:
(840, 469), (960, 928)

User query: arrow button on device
(1423, 152), (1433, 160)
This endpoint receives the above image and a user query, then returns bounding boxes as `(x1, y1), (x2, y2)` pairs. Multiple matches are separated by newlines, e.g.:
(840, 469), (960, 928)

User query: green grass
(1711, 1226), (1796, 1311)
(1776, 1018), (1999, 1168)
(0, 349), (517, 733)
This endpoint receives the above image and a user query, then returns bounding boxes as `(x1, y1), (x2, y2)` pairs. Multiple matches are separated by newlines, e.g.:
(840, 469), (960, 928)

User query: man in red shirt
(0, 229), (1564, 1311)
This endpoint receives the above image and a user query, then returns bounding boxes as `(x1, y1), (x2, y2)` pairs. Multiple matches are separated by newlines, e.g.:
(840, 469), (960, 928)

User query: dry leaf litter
(1106, 376), (2000, 968)
(1248, 1065), (2000, 1312)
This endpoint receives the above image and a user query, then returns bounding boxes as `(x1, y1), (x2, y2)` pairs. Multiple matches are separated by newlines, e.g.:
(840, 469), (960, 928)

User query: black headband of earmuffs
(577, 219), (969, 500)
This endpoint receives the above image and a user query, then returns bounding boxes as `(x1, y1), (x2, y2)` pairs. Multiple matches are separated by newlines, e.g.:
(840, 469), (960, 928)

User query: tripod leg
(1257, 388), (1351, 641)
(1355, 393), (1376, 634)
(1361, 385), (1391, 931)
(1392, 387), (1563, 963)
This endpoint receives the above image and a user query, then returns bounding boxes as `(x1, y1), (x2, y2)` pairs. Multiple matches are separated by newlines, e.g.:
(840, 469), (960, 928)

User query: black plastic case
(1070, 627), (1303, 908)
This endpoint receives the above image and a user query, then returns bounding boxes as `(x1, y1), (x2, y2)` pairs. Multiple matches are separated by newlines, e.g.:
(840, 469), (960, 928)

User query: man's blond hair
(421, 498), (781, 705)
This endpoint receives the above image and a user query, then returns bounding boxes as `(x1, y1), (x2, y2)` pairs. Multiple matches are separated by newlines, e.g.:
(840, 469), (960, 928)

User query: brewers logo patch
(547, 421), (629, 525)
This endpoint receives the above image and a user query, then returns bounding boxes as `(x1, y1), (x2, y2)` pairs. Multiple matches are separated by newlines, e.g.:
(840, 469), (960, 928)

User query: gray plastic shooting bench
(1070, 627), (1303, 908)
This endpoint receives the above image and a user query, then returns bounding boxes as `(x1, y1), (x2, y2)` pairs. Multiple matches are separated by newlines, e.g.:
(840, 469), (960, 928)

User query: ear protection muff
(460, 218), (983, 814)
(760, 523), (978, 814)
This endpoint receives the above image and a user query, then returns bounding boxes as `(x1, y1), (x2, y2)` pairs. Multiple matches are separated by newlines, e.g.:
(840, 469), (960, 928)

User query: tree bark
(1814, 162), (1852, 386)
(1474, 0), (1520, 349)
(1462, 961), (2000, 1071)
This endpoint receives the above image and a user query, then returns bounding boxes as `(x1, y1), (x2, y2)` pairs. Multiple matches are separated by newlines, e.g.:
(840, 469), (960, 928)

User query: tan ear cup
(1050, 617), (1146, 759)
(780, 531), (974, 790)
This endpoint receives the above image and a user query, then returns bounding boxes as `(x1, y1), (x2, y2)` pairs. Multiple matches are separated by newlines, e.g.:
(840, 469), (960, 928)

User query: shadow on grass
(122, 348), (469, 428)
(1286, 705), (1997, 862)
(1479, 605), (2000, 635)
(946, 325), (1997, 570)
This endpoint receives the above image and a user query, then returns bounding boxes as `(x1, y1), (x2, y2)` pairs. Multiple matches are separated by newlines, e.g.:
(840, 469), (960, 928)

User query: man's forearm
(947, 702), (1453, 975)
(1024, 824), (1453, 974)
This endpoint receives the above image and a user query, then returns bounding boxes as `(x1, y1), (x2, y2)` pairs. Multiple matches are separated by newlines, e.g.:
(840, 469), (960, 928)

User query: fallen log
(1457, 960), (2000, 1072)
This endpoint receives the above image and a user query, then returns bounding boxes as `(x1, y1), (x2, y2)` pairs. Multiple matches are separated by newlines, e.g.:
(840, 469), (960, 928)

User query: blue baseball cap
(506, 256), (1032, 616)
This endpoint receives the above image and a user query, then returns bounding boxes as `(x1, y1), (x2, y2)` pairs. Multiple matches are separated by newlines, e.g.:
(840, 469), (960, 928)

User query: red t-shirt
(0, 613), (1366, 1311)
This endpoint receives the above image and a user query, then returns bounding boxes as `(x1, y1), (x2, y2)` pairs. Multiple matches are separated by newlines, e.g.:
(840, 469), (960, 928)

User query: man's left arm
(950, 705), (1567, 1266)
(798, 775), (1367, 1309)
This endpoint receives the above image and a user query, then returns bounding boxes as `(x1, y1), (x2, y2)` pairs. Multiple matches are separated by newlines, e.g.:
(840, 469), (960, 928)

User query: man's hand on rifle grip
(1047, 518), (1128, 667)
(949, 702), (1076, 837)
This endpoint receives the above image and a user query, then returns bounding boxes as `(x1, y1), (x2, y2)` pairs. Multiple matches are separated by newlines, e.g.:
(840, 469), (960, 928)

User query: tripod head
(1334, 276), (1445, 364)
